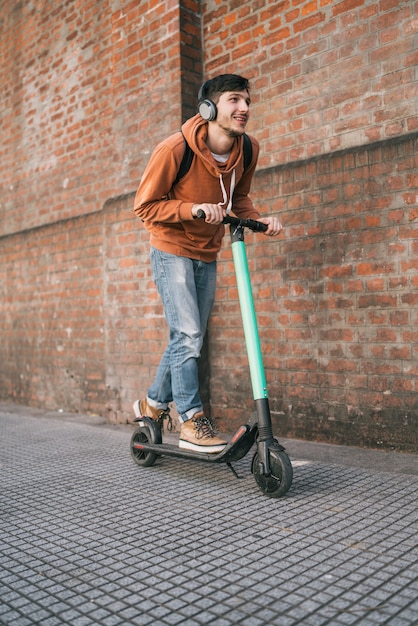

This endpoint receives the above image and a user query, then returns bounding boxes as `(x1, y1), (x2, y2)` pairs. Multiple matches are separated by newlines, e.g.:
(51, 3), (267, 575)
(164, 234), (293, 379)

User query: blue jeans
(148, 247), (217, 422)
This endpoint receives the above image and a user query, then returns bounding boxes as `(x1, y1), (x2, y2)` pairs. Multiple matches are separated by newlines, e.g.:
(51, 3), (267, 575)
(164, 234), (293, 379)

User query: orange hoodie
(134, 114), (260, 262)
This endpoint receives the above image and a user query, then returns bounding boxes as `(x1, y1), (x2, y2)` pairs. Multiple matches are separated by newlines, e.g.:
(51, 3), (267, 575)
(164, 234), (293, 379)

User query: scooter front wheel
(130, 427), (158, 467)
(252, 448), (293, 498)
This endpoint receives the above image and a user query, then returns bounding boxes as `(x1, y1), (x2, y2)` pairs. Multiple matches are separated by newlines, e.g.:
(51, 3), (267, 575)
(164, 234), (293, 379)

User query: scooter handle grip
(195, 209), (268, 233)
(240, 218), (268, 233)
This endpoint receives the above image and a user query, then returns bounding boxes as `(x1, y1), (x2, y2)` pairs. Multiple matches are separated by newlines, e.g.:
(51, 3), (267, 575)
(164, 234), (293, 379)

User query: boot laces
(193, 416), (218, 440)
(157, 408), (172, 432)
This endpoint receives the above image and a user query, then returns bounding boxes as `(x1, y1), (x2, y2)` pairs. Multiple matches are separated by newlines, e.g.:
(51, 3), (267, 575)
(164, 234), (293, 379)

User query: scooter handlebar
(196, 209), (268, 233)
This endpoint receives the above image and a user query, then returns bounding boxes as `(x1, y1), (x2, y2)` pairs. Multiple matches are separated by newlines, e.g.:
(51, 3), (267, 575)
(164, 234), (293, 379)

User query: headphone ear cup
(198, 99), (217, 121)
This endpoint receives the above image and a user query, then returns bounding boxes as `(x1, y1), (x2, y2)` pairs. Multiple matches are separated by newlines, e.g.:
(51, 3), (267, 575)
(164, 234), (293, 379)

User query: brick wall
(0, 0), (184, 237)
(202, 0), (418, 166)
(211, 133), (418, 452)
(2, 132), (415, 451)
(0, 211), (106, 412)
(1, 0), (417, 451)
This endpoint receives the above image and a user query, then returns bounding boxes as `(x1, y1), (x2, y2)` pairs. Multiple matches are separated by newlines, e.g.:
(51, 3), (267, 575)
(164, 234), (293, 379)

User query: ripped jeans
(147, 247), (217, 422)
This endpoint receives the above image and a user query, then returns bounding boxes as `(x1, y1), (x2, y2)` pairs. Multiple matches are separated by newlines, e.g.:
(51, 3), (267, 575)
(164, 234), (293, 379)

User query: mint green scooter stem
(231, 235), (268, 401)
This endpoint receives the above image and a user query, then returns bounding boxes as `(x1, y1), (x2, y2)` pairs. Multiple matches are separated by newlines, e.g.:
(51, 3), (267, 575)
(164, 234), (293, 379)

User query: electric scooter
(130, 212), (293, 498)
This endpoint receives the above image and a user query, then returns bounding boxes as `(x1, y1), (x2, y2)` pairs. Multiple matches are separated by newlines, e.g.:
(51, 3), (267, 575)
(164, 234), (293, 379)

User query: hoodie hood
(181, 114), (245, 178)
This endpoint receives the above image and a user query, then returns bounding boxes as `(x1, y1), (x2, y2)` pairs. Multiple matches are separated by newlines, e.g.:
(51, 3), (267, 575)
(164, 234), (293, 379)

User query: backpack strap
(173, 133), (194, 185)
(174, 132), (253, 185)
(242, 133), (253, 172)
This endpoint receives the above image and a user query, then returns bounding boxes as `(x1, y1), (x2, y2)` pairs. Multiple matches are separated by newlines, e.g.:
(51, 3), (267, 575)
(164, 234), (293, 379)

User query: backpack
(173, 132), (253, 185)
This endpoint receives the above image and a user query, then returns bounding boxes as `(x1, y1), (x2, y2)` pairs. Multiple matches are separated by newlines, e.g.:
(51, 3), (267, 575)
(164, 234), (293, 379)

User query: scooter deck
(132, 424), (257, 464)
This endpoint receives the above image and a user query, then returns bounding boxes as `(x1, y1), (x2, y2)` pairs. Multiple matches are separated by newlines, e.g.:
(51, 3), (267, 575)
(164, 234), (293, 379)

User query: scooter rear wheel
(130, 427), (158, 467)
(252, 448), (293, 498)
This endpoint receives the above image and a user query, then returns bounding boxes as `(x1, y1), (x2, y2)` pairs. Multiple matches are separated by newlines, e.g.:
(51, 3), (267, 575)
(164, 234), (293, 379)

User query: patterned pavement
(1, 404), (417, 626)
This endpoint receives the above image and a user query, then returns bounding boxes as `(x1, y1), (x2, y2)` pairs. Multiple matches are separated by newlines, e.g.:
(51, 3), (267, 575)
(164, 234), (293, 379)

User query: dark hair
(199, 74), (250, 103)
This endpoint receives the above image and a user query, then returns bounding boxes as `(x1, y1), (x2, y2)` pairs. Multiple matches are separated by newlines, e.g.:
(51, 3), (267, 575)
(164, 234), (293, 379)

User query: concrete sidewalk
(1, 403), (417, 626)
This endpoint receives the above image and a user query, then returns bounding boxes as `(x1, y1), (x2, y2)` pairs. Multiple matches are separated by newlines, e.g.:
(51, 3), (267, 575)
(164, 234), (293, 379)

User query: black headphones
(198, 81), (217, 121)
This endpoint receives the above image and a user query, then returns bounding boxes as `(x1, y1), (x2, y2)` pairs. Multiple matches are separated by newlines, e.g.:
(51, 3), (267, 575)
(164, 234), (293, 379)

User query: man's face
(214, 90), (251, 137)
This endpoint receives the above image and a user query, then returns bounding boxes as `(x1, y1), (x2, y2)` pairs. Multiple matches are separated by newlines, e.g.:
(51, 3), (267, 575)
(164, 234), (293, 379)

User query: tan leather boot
(179, 412), (227, 453)
(133, 399), (172, 430)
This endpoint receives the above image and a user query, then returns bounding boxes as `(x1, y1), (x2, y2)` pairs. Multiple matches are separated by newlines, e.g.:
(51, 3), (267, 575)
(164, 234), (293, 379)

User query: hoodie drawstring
(218, 170), (236, 215)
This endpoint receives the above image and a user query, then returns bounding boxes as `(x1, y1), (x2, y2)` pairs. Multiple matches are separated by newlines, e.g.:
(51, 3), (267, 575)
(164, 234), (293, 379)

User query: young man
(133, 74), (282, 453)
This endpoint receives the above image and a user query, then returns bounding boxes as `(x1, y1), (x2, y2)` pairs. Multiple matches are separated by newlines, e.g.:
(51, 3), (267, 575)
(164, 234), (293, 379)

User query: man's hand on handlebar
(192, 205), (283, 236)
(257, 216), (283, 237)
(192, 203), (226, 224)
